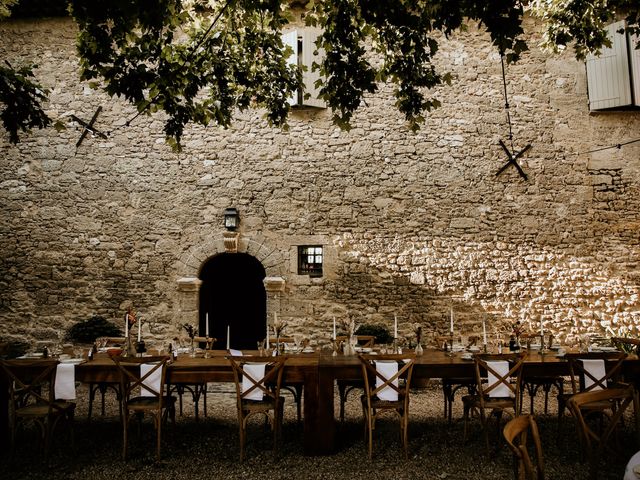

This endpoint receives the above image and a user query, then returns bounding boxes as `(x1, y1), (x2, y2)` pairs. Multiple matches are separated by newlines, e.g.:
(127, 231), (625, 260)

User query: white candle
(483, 314), (487, 345)
(266, 320), (270, 349)
(394, 314), (398, 339)
(450, 307), (454, 334)
(226, 325), (230, 350)
(205, 312), (209, 337)
(540, 317), (544, 338)
(125, 313), (129, 338)
(333, 317), (336, 340)
(137, 317), (141, 342)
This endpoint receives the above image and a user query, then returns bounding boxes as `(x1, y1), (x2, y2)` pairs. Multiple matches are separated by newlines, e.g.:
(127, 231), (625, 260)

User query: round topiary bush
(65, 315), (122, 344)
(355, 323), (394, 345)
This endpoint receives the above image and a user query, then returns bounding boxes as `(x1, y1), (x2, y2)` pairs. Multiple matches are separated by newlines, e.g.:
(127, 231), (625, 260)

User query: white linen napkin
(486, 361), (512, 398)
(581, 359), (607, 391)
(242, 363), (266, 401)
(54, 363), (76, 400)
(229, 349), (243, 357)
(375, 360), (399, 401)
(140, 363), (163, 397)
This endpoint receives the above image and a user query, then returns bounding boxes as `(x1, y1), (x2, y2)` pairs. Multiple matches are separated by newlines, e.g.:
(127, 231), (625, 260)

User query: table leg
(303, 363), (336, 454)
(0, 376), (8, 449)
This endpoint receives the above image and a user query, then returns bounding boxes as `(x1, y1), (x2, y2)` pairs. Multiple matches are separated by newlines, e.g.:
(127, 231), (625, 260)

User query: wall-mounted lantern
(224, 207), (239, 231)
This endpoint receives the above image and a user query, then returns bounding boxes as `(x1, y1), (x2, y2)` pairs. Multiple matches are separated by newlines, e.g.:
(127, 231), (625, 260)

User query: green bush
(356, 323), (394, 344)
(65, 315), (122, 344)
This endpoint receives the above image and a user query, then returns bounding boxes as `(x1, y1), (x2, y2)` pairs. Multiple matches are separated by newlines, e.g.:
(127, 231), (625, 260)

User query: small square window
(298, 246), (323, 277)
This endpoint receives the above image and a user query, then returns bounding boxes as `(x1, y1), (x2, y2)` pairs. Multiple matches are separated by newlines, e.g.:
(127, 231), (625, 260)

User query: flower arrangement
(412, 323), (423, 345)
(182, 323), (196, 339)
(273, 317), (288, 337)
(339, 317), (359, 337)
(512, 320), (523, 339)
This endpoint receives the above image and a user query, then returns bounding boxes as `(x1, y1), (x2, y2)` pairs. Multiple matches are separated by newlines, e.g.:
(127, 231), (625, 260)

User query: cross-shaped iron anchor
(495, 139), (531, 181)
(70, 106), (108, 147)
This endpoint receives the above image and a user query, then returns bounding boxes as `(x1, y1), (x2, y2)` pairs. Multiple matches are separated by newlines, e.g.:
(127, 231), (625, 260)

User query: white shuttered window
(282, 28), (326, 108)
(586, 21), (640, 110)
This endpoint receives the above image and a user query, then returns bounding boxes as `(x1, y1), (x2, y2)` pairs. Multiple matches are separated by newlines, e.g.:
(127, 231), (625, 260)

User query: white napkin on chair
(242, 363), (266, 401)
(581, 359), (606, 391)
(54, 363), (76, 400)
(140, 363), (162, 397)
(486, 361), (512, 398)
(375, 360), (399, 401)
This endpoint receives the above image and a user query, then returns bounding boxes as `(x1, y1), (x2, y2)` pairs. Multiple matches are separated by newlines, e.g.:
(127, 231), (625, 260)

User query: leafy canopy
(1, 0), (639, 147)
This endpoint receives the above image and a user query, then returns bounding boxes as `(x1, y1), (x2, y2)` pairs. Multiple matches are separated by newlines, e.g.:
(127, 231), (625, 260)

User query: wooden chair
(557, 352), (627, 438)
(519, 334), (564, 414)
(568, 386), (640, 480)
(227, 355), (287, 461)
(271, 336), (303, 423)
(88, 336), (126, 420)
(0, 359), (76, 459)
(359, 353), (415, 459)
(336, 335), (375, 423)
(167, 336), (215, 421)
(111, 355), (176, 460)
(503, 414), (545, 480)
(463, 353), (525, 456)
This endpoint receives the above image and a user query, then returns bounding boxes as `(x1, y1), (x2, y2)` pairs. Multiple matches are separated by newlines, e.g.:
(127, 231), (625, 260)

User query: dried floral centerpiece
(413, 323), (424, 355)
(339, 317), (359, 355)
(183, 323), (196, 356)
(272, 317), (288, 353)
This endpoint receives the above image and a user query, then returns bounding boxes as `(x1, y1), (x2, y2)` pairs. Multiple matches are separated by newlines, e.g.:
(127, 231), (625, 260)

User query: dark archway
(199, 253), (266, 350)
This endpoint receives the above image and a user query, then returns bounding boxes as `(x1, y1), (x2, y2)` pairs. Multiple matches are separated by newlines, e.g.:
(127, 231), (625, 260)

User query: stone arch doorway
(199, 252), (266, 350)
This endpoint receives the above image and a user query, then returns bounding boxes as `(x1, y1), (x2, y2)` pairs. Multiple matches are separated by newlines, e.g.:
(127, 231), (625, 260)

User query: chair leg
(479, 409), (490, 456)
(156, 413), (162, 461)
(122, 413), (129, 460)
(339, 383), (347, 423)
(295, 385), (303, 423)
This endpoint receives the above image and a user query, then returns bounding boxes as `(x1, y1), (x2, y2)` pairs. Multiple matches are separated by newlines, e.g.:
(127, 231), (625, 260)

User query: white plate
(594, 346), (617, 352)
(18, 352), (44, 359)
(302, 348), (315, 353)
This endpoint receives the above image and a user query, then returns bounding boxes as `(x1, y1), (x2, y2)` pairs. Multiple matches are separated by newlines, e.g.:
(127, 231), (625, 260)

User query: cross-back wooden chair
(359, 353), (415, 459)
(568, 385), (640, 480)
(88, 336), (126, 421)
(435, 335), (477, 424)
(0, 359), (76, 459)
(463, 353), (525, 456)
(111, 355), (176, 460)
(503, 414), (545, 480)
(335, 335), (375, 423)
(227, 355), (287, 461)
(557, 351), (627, 438)
(270, 336), (303, 423)
(167, 336), (215, 421)
(518, 334), (564, 415)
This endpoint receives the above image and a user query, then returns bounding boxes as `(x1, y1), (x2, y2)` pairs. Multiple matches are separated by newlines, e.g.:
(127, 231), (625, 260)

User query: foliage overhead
(1, 1), (639, 147)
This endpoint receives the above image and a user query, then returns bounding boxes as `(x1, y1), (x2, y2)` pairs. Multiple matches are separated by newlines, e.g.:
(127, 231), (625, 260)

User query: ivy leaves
(0, 62), (51, 144)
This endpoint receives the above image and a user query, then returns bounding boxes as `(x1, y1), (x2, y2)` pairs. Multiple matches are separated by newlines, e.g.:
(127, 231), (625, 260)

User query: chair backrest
(359, 354), (415, 405)
(0, 359), (62, 415)
(473, 353), (525, 404)
(567, 386), (635, 459)
(227, 355), (286, 403)
(111, 355), (170, 405)
(565, 352), (626, 394)
(503, 414), (545, 480)
(335, 335), (375, 348)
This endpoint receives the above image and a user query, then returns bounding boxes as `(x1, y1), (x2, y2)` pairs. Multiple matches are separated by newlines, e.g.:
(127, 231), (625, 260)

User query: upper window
(282, 28), (326, 108)
(586, 21), (640, 111)
(298, 246), (323, 277)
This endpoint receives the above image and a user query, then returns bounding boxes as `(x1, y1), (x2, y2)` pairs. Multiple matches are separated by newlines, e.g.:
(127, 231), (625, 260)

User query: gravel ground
(2, 381), (636, 479)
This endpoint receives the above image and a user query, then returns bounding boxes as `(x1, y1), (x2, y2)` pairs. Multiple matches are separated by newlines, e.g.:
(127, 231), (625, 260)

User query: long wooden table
(4, 350), (640, 455)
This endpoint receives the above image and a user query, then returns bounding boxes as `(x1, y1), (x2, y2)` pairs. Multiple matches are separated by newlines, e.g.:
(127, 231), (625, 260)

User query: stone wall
(1, 15), (639, 348)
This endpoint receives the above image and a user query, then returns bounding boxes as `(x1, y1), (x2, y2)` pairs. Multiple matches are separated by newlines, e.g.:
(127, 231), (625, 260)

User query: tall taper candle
(226, 325), (230, 350)
(205, 312), (209, 337)
(333, 317), (336, 340)
(125, 313), (129, 338)
(540, 317), (544, 338)
(137, 316), (141, 342)
(266, 320), (270, 349)
(394, 314), (398, 339)
(482, 313), (487, 345)
(450, 307), (454, 334)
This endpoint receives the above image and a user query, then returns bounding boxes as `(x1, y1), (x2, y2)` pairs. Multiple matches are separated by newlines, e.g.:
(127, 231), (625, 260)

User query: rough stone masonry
(1, 14), (639, 348)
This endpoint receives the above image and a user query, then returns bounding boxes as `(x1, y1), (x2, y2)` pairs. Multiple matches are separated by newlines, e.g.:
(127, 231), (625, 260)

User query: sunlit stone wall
(1, 15), (639, 347)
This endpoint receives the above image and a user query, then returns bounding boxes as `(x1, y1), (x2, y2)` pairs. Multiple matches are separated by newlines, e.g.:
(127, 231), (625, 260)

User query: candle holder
(332, 339), (339, 356)
(447, 333), (455, 357)
(135, 340), (146, 357)
(204, 336), (213, 358)
(483, 342), (488, 354)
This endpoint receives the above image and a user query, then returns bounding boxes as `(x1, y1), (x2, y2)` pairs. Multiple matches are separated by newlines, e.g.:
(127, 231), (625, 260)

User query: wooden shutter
(631, 34), (640, 106)
(300, 28), (326, 108)
(282, 30), (299, 106)
(586, 21), (632, 110)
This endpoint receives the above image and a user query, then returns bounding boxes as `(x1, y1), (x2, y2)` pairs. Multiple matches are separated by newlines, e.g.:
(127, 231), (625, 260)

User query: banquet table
(3, 349), (640, 455)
